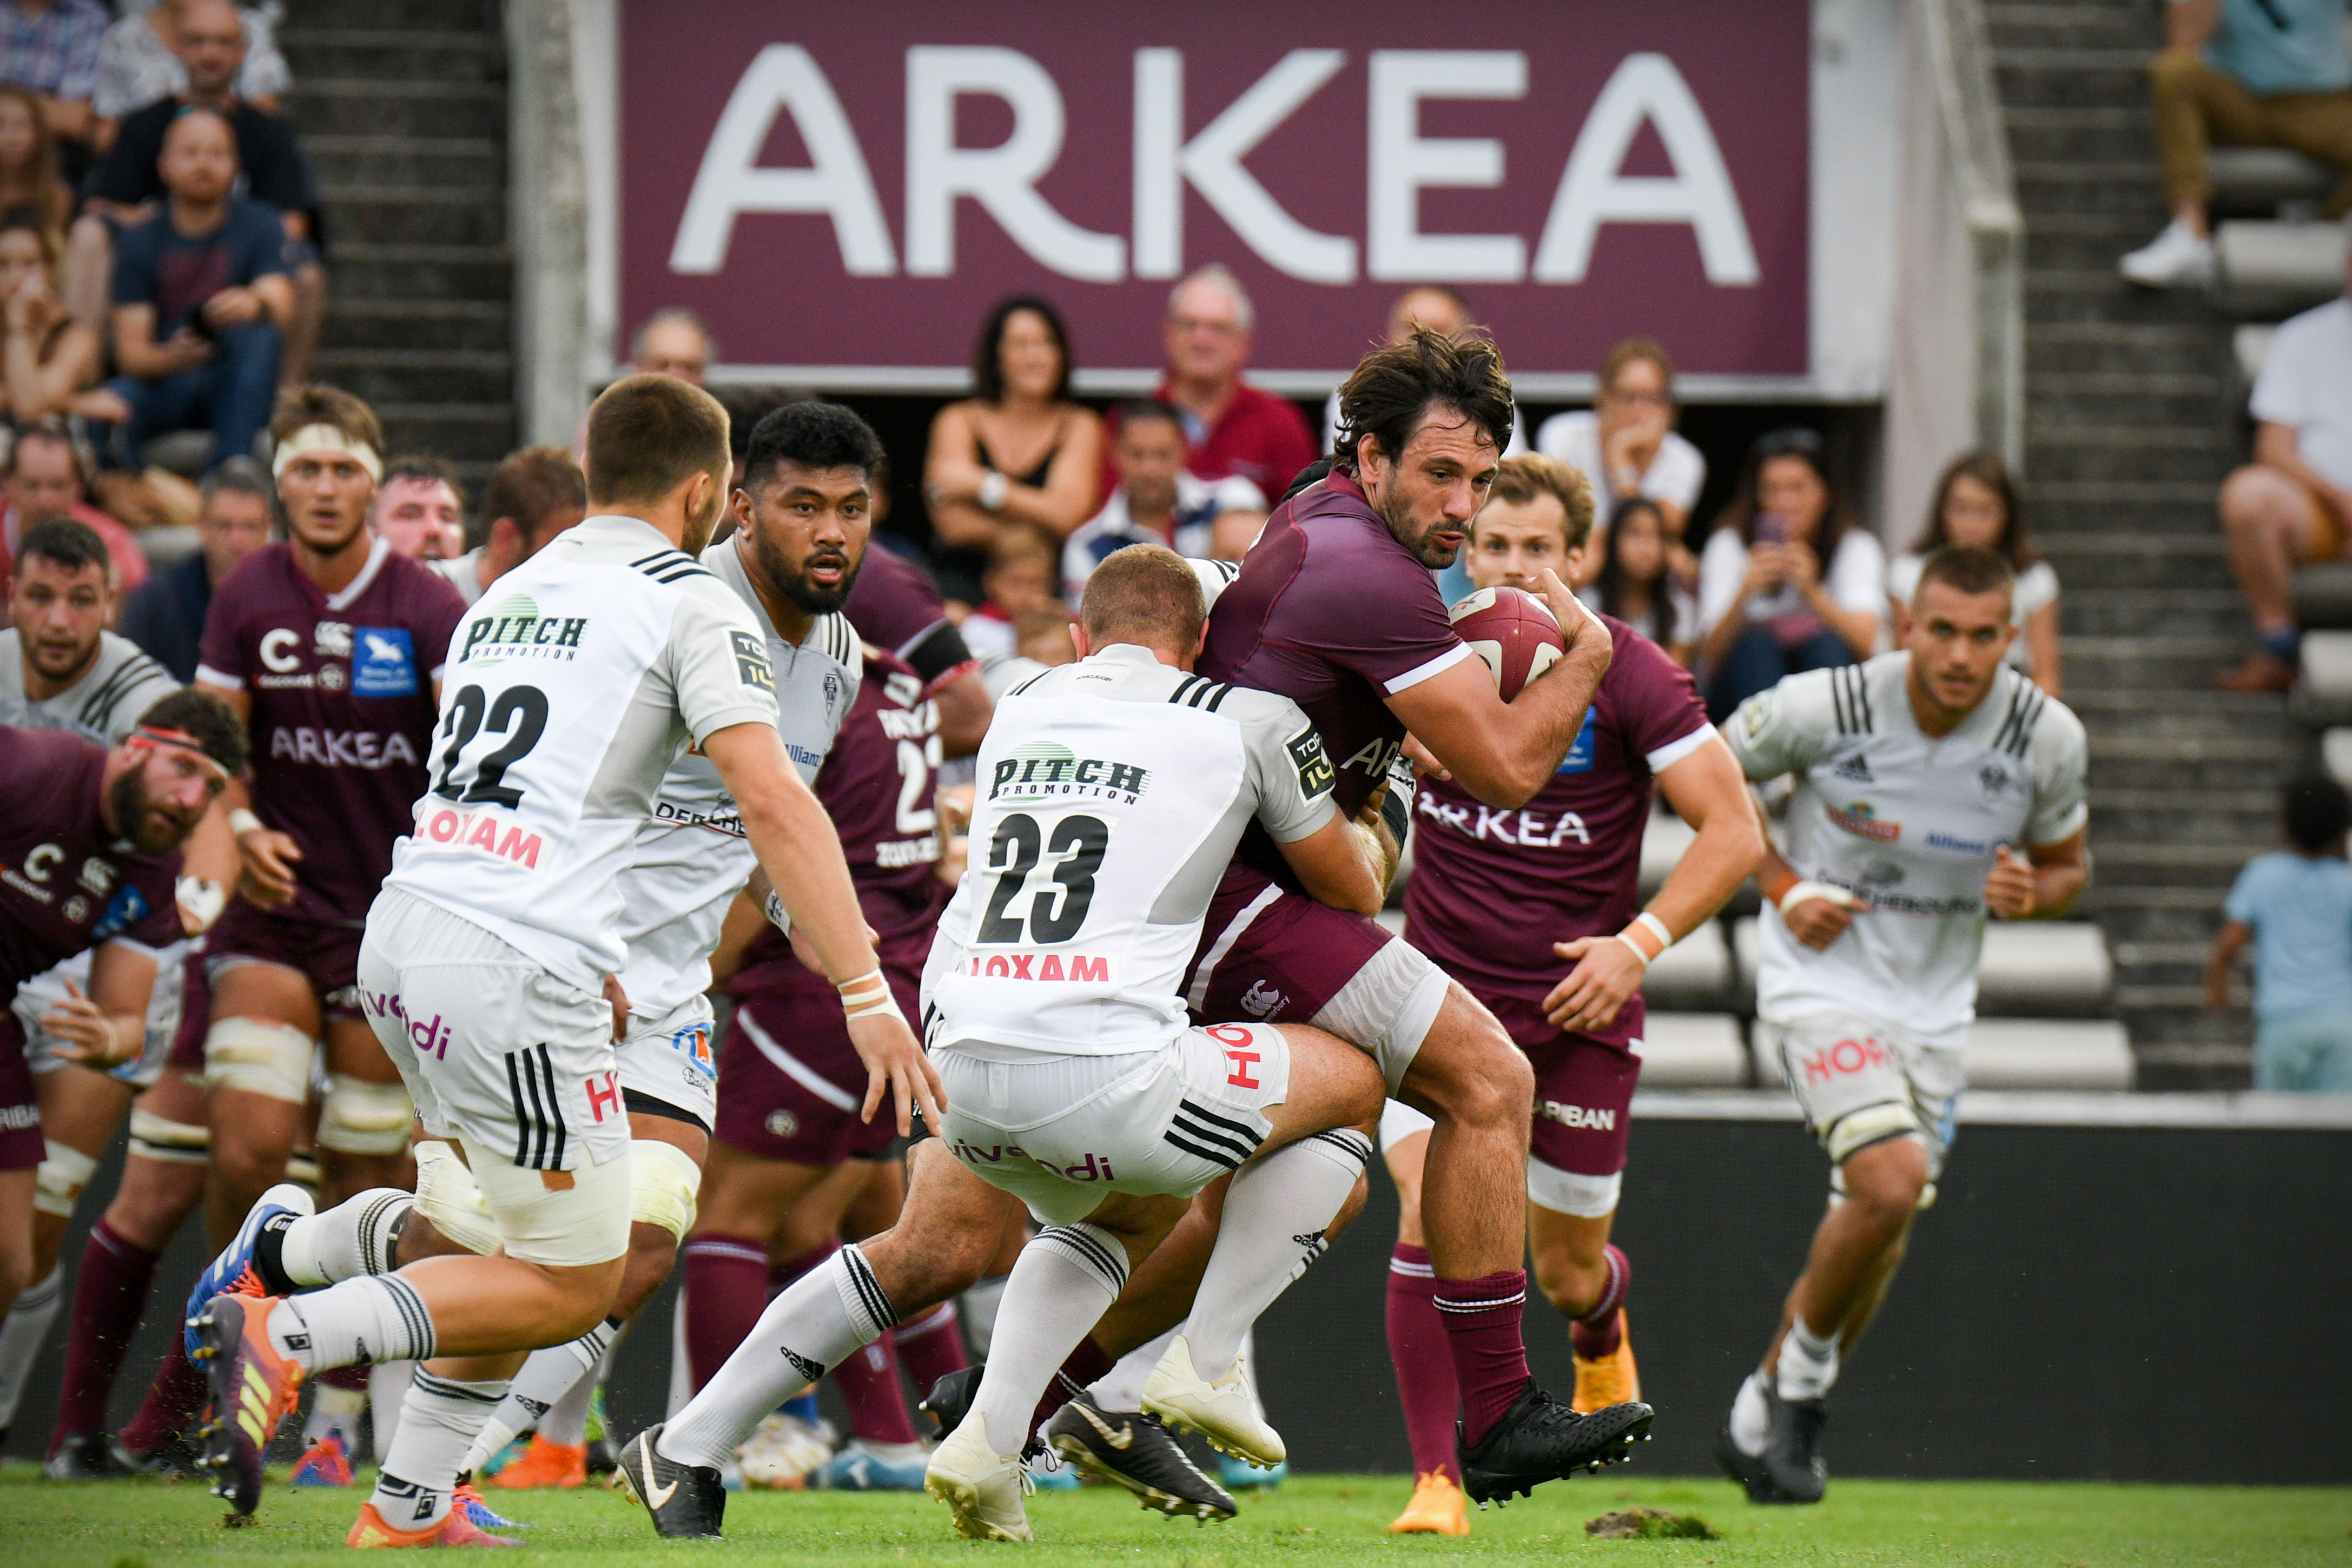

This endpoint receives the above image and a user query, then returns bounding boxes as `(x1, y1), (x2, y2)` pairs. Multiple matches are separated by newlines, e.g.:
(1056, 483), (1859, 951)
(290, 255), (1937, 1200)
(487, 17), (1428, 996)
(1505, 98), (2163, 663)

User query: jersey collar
(1084, 644), (1168, 669)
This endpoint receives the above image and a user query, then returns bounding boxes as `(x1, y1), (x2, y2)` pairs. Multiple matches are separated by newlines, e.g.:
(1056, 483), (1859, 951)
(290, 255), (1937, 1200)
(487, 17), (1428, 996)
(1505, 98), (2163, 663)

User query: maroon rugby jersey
(845, 545), (978, 697)
(0, 725), (183, 1003)
(1403, 623), (1710, 1049)
(1199, 471), (1470, 874)
(731, 645), (949, 996)
(196, 538), (466, 925)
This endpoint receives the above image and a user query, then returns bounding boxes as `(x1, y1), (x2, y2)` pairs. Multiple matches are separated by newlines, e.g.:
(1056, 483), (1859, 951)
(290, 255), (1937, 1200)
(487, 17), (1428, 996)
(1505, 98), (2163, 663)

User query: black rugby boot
(1046, 1391), (1237, 1523)
(1455, 1380), (1653, 1506)
(615, 1425), (726, 1539)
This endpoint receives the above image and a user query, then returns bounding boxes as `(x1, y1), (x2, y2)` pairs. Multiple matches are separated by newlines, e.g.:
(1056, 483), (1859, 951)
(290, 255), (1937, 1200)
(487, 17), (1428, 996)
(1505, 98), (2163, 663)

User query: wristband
(978, 471), (1008, 511)
(1612, 932), (1653, 970)
(1633, 910), (1673, 952)
(762, 889), (792, 936)
(228, 808), (263, 837)
(1778, 879), (1856, 915)
(176, 875), (227, 931)
(838, 969), (905, 1024)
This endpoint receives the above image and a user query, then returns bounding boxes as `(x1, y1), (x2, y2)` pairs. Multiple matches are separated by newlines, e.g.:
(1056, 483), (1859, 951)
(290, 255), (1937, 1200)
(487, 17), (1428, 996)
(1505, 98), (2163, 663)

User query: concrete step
(319, 188), (505, 248)
(318, 299), (511, 353)
(2063, 633), (2248, 688)
(276, 29), (499, 82)
(2027, 375), (2231, 426)
(2023, 269), (2247, 327)
(2002, 104), (2152, 165)
(304, 134), (501, 190)
(287, 0), (494, 25)
(285, 79), (504, 140)
(2089, 796), (2278, 843)
(312, 348), (511, 408)
(2015, 162), (2168, 214)
(1984, 3), (2155, 51)
(2025, 321), (2237, 376)
(365, 400), (517, 462)
(2022, 212), (2198, 273)
(330, 241), (511, 303)
(2024, 426), (2240, 483)
(1996, 49), (2161, 110)
(2214, 220), (2350, 312)
(2061, 587), (2248, 637)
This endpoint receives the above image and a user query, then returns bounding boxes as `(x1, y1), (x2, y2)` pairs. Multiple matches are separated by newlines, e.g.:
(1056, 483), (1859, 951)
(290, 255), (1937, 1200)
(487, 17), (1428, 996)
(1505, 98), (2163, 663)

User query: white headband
(272, 424), (383, 482)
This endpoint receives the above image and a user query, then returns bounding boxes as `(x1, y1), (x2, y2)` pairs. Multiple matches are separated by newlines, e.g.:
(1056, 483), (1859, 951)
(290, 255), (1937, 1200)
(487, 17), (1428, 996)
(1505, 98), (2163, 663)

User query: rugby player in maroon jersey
(846, 540), (993, 760)
(1382, 454), (1762, 1534)
(0, 694), (242, 1347)
(190, 385), (465, 1475)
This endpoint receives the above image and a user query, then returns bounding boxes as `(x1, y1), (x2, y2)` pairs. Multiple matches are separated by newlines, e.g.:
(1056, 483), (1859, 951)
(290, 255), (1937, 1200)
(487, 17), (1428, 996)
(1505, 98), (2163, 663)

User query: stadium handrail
(1921, 0), (2024, 472)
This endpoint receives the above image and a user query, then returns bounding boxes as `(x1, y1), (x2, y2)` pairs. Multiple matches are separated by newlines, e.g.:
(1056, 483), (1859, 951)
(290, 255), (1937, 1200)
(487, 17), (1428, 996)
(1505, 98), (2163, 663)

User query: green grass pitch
(4, 1468), (2347, 1566)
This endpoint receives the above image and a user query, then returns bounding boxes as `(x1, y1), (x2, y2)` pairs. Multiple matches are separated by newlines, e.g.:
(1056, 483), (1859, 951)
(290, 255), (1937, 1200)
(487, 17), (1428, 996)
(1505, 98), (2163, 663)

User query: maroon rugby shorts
(713, 962), (920, 1167)
(1486, 992), (1641, 1179)
(205, 898), (366, 1019)
(0, 1014), (43, 1168)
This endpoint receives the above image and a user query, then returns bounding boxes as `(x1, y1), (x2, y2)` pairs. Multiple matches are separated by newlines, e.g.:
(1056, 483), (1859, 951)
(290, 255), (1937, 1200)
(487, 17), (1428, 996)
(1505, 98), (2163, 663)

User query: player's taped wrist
(1613, 911), (1673, 969)
(227, 808), (263, 838)
(176, 875), (226, 930)
(1776, 879), (1856, 915)
(837, 969), (904, 1024)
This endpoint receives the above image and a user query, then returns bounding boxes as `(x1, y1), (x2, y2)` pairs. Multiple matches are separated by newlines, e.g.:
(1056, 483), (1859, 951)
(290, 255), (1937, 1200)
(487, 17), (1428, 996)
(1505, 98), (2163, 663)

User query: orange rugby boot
(1571, 1308), (1642, 1415)
(347, 1498), (521, 1547)
(487, 1435), (587, 1490)
(1388, 1468), (1471, 1536)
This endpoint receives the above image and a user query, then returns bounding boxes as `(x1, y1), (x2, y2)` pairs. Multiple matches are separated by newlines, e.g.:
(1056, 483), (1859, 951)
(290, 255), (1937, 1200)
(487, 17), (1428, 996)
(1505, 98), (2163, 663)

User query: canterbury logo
(1074, 1401), (1134, 1450)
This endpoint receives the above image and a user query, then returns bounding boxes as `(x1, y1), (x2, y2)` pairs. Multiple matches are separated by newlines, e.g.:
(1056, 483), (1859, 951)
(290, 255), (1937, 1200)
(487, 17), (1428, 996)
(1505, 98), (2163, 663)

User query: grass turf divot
(1585, 1505), (1719, 1539)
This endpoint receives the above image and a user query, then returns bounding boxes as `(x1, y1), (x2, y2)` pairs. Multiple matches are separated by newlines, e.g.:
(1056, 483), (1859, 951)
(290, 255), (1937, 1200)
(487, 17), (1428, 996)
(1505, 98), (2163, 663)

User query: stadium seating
(2214, 219), (2350, 312)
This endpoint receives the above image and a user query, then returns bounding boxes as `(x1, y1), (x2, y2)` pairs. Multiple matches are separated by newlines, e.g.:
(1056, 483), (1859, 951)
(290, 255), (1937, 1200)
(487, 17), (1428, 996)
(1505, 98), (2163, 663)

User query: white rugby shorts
(358, 887), (629, 1174)
(617, 992), (717, 1131)
(1762, 1011), (1964, 1180)
(18, 941), (186, 1090)
(934, 1022), (1289, 1226)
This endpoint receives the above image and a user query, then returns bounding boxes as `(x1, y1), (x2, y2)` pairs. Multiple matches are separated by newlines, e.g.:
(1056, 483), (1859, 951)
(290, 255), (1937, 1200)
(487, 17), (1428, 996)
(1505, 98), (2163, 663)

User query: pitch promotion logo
(458, 594), (589, 665)
(988, 739), (1149, 803)
(1826, 800), (1900, 842)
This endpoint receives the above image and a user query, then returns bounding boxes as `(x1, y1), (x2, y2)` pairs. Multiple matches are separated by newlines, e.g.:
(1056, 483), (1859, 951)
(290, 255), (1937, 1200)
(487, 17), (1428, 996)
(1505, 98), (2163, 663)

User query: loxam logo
(458, 593), (588, 664)
(989, 740), (1149, 802)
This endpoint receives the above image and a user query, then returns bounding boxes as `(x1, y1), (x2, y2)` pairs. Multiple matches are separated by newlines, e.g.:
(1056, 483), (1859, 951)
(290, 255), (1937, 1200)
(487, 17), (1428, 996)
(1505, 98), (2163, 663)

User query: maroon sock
(830, 1332), (919, 1445)
(767, 1239), (837, 1298)
(1028, 1335), (1116, 1431)
(47, 1219), (160, 1451)
(119, 1332), (210, 1454)
(889, 1301), (968, 1399)
(1568, 1245), (1631, 1360)
(1433, 1268), (1531, 1447)
(682, 1234), (773, 1392)
(1384, 1243), (1462, 1482)
(318, 1362), (371, 1394)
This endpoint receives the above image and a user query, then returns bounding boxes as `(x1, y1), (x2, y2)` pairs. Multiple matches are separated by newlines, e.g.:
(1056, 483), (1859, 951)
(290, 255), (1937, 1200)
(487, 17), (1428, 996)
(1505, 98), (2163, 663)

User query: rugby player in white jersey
(1713, 545), (2087, 1504)
(188, 374), (940, 1542)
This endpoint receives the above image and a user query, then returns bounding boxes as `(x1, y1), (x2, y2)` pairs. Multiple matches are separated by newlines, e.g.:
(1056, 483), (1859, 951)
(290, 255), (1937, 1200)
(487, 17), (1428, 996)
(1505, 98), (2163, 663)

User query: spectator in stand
(2216, 246), (2352, 690)
(1589, 496), (1697, 666)
(100, 107), (290, 476)
(1061, 399), (1261, 600)
(959, 518), (1060, 660)
(1888, 451), (2063, 694)
(427, 442), (586, 607)
(0, 0), (104, 149)
(91, 0), (287, 139)
(632, 306), (714, 383)
(1696, 427), (1882, 721)
(1208, 506), (1265, 563)
(70, 0), (318, 379)
(2206, 774), (2352, 1090)
(923, 294), (1102, 605)
(116, 450), (268, 678)
(1, 419), (144, 592)
(0, 82), (68, 234)
(367, 453), (464, 563)
(1322, 286), (1526, 456)
(1102, 263), (1315, 504)
(2122, 0), (2352, 287)
(0, 204), (109, 425)
(1013, 607), (1075, 667)
(1537, 338), (1707, 573)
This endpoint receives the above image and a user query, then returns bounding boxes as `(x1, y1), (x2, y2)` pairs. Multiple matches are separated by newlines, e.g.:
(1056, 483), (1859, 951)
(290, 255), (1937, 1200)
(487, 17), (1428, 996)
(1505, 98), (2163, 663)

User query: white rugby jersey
(921, 644), (1336, 1057)
(613, 535), (862, 1019)
(0, 630), (179, 744)
(1, 629), (187, 1061)
(1726, 653), (2087, 1046)
(381, 514), (780, 993)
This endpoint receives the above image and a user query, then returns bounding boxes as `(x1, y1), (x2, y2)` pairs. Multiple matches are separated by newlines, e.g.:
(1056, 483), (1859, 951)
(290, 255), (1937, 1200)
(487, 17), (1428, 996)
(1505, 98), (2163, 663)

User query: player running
(1377, 454), (1762, 1534)
(187, 374), (940, 1541)
(1713, 545), (2087, 1505)
(0, 692), (242, 1394)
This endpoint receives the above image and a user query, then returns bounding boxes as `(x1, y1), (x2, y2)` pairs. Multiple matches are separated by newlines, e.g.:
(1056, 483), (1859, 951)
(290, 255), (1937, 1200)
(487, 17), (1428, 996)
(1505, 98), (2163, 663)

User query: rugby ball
(1450, 586), (1565, 700)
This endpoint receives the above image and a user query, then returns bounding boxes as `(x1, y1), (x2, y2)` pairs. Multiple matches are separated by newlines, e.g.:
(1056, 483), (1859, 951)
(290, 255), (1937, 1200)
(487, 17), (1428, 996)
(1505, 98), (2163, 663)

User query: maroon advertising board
(616, 0), (1810, 385)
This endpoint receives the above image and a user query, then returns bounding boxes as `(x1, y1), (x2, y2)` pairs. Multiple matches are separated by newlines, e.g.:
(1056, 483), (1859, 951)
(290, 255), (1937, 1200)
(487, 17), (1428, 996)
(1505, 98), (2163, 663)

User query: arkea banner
(613, 0), (1811, 390)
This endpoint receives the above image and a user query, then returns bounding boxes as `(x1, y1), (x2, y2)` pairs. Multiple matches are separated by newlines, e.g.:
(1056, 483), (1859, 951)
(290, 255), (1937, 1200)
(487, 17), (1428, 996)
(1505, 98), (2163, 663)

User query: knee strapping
(34, 1140), (98, 1218)
(317, 1074), (414, 1156)
(127, 1108), (209, 1165)
(202, 1016), (315, 1103)
(412, 1139), (500, 1257)
(629, 1139), (702, 1244)
(465, 1140), (632, 1268)
(1822, 1100), (1920, 1166)
(1526, 1160), (1622, 1220)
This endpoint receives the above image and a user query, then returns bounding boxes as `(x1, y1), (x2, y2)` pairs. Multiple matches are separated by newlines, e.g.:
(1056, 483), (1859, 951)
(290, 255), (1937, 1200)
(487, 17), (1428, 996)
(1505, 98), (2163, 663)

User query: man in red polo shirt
(1104, 265), (1316, 504)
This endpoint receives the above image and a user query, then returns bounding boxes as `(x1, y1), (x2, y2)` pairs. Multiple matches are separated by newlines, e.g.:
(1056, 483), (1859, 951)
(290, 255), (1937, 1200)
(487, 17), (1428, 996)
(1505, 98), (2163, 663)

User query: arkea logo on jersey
(956, 950), (1111, 983)
(1826, 800), (1900, 841)
(416, 803), (544, 868)
(458, 594), (588, 665)
(1417, 790), (1592, 848)
(989, 741), (1149, 803)
(1337, 736), (1403, 784)
(269, 727), (422, 770)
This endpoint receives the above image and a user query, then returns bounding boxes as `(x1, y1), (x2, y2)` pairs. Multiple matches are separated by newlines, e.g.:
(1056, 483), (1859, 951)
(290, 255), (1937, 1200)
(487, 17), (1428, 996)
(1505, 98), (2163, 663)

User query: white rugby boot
(1140, 1334), (1285, 1470)
(923, 1417), (1034, 1542)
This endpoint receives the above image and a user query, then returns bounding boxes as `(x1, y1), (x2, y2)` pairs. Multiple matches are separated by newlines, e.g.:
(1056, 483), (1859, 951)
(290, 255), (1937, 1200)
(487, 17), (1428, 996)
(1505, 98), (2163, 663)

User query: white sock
(540, 1320), (619, 1447)
(1729, 1371), (1769, 1456)
(1776, 1316), (1840, 1402)
(972, 1225), (1129, 1457)
(1180, 1129), (1369, 1373)
(369, 1360), (413, 1461)
(0, 1266), (62, 1426)
(278, 1188), (411, 1287)
(957, 1273), (1009, 1358)
(459, 1318), (617, 1472)
(370, 1369), (508, 1531)
(659, 1244), (897, 1470)
(1091, 1328), (1177, 1413)
(267, 1274), (436, 1373)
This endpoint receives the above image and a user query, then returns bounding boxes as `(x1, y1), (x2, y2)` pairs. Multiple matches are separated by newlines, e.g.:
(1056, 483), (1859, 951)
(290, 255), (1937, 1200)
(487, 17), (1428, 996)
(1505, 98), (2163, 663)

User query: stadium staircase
(277, 0), (516, 490)
(1979, 0), (2343, 1089)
